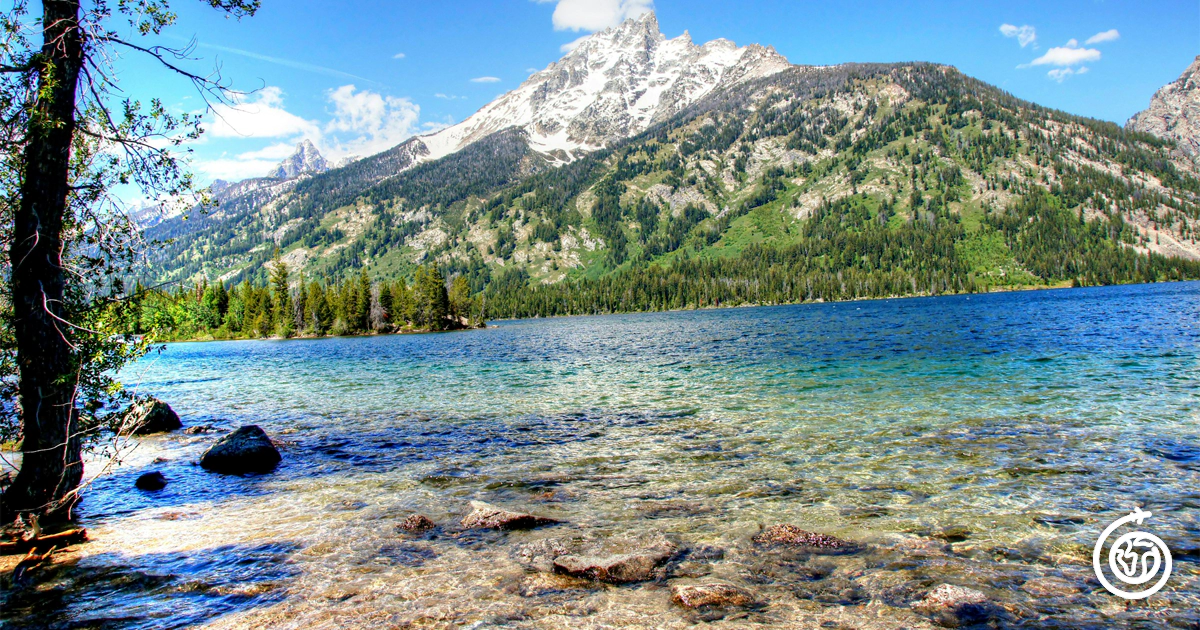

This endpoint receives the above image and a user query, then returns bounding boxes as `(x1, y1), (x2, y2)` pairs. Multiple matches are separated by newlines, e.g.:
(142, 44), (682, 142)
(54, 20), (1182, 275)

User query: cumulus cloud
(1028, 43), (1101, 67)
(393, 52), (406, 59)
(470, 76), (502, 83)
(1047, 66), (1088, 83)
(237, 142), (301, 161)
(196, 85), (428, 180)
(535, 0), (654, 32)
(560, 35), (590, 53)
(207, 87), (321, 140)
(1085, 29), (1120, 45)
(324, 85), (423, 158)
(1000, 23), (1037, 48)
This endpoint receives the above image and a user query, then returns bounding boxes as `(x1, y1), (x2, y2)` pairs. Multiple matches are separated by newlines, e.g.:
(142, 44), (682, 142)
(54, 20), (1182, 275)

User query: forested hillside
(144, 62), (1200, 327)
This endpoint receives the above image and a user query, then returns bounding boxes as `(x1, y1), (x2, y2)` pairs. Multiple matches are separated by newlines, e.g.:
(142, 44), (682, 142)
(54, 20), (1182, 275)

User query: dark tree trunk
(1, 0), (85, 524)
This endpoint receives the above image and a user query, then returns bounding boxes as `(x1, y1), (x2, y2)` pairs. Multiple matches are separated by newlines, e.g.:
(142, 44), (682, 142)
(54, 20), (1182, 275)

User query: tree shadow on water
(0, 541), (300, 630)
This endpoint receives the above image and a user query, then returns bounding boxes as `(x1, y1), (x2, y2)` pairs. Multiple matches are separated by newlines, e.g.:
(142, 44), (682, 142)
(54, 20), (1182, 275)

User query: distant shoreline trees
(132, 258), (482, 342)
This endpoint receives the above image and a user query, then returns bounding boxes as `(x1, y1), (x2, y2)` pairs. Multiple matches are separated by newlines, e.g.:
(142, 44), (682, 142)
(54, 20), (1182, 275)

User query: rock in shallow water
(671, 583), (756, 609)
(912, 583), (996, 627)
(135, 471), (167, 491)
(199, 425), (281, 474)
(753, 524), (859, 552)
(553, 551), (672, 584)
(125, 398), (182, 435)
(399, 514), (436, 533)
(460, 501), (560, 530)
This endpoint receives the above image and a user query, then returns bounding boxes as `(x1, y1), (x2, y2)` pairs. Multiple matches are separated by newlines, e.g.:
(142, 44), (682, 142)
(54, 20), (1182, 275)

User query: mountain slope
(145, 16), (1200, 312)
(1127, 55), (1200, 162)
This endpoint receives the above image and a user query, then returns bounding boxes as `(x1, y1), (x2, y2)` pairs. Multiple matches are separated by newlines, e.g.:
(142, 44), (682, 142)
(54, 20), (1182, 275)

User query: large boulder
(553, 548), (674, 584)
(199, 425), (281, 474)
(125, 398), (182, 435)
(460, 501), (560, 530)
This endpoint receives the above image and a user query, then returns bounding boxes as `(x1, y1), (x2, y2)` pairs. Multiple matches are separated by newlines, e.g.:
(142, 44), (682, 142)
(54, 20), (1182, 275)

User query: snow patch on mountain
(412, 11), (790, 165)
(269, 140), (330, 179)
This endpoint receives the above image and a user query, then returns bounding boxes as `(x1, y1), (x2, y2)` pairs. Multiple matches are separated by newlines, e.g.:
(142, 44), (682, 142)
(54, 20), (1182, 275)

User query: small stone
(184, 425), (215, 435)
(671, 583), (755, 609)
(460, 501), (560, 530)
(125, 398), (182, 435)
(135, 471), (167, 491)
(913, 583), (995, 627)
(1021, 576), (1080, 597)
(400, 514), (436, 533)
(199, 425), (281, 475)
(753, 524), (858, 551)
(553, 550), (672, 584)
(934, 525), (971, 542)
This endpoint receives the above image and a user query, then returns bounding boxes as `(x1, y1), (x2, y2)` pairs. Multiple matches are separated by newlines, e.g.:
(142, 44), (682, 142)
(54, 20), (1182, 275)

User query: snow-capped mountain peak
(415, 11), (791, 164)
(270, 139), (330, 180)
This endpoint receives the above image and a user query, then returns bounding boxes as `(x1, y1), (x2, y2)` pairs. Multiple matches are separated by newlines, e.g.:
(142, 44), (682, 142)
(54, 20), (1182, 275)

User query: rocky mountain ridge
(1127, 55), (1200, 162)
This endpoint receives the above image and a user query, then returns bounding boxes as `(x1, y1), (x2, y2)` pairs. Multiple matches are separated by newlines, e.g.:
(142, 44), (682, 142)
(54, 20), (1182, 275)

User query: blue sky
(114, 0), (1198, 185)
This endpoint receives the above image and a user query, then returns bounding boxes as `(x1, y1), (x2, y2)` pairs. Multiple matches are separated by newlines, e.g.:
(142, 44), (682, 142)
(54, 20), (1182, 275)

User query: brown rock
(671, 583), (755, 609)
(1021, 576), (1080, 597)
(553, 550), (672, 584)
(399, 514), (436, 533)
(460, 501), (560, 530)
(913, 583), (995, 627)
(752, 524), (858, 551)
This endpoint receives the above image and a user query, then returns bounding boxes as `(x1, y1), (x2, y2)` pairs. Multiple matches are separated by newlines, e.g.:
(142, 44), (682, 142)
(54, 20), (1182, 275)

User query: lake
(5, 282), (1199, 628)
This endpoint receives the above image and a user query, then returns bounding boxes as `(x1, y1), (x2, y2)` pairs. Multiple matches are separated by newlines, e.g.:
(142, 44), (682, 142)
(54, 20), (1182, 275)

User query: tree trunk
(1, 0), (85, 524)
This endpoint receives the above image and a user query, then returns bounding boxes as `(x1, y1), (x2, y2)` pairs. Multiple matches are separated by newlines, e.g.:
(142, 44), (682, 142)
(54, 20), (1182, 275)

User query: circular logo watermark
(1093, 507), (1172, 600)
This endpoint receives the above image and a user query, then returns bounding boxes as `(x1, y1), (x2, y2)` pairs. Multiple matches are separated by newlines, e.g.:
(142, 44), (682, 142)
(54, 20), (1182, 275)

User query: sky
(108, 0), (1199, 186)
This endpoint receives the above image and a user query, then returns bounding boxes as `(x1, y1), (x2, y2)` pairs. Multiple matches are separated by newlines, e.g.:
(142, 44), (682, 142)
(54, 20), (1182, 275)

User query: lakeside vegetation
(132, 254), (481, 341)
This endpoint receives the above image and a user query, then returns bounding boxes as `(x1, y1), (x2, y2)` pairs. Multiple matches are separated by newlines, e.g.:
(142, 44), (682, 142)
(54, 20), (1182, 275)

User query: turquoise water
(5, 282), (1200, 628)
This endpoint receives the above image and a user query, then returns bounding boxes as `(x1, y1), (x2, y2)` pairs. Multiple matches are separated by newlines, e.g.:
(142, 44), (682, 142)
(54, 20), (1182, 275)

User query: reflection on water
(4, 282), (1200, 628)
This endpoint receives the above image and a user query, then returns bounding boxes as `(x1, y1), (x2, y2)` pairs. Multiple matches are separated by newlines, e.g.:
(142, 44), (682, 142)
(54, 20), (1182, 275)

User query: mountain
(268, 140), (330, 179)
(144, 13), (1200, 313)
(1127, 56), (1200, 161)
(413, 12), (790, 164)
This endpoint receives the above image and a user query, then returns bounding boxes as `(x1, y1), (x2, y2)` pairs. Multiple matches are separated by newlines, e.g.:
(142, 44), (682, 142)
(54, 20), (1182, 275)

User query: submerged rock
(1020, 576), (1080, 597)
(184, 425), (216, 435)
(913, 583), (996, 627)
(400, 514), (436, 533)
(671, 583), (756, 609)
(553, 551), (672, 584)
(126, 398), (182, 435)
(135, 471), (167, 491)
(460, 501), (560, 530)
(199, 425), (281, 474)
(753, 524), (859, 552)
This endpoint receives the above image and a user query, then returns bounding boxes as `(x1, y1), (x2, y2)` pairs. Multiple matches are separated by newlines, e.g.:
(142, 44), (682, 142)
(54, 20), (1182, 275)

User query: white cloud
(434, 93), (467, 100)
(324, 85), (423, 158)
(207, 87), (321, 139)
(1047, 66), (1088, 82)
(393, 52), (406, 59)
(526, 67), (540, 74)
(1085, 29), (1120, 45)
(1028, 44), (1101, 67)
(1000, 23), (1037, 48)
(560, 35), (590, 53)
(195, 157), (283, 180)
(237, 142), (299, 161)
(470, 76), (501, 83)
(535, 0), (654, 32)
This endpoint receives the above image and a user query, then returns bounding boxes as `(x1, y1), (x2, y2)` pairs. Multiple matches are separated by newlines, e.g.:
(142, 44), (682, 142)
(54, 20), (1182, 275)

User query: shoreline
(155, 278), (1198, 342)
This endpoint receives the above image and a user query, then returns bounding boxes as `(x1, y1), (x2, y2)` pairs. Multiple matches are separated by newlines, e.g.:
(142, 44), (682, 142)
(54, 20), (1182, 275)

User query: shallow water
(4, 282), (1200, 628)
